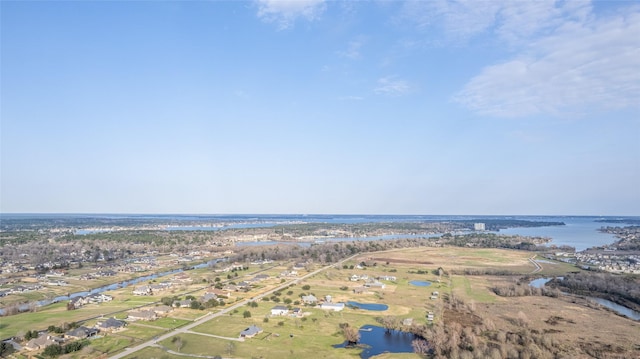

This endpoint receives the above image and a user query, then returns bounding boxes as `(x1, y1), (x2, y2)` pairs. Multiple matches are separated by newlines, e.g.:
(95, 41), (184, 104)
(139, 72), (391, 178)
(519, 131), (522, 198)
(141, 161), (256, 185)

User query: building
(128, 309), (157, 321)
(301, 294), (317, 305)
(96, 317), (126, 332)
(271, 305), (289, 316)
(66, 326), (99, 340)
(474, 223), (486, 231)
(239, 325), (262, 338)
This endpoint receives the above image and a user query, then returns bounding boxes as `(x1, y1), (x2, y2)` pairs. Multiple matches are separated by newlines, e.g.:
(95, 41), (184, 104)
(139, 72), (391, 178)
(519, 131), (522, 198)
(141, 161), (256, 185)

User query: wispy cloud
(455, 7), (640, 117)
(255, 0), (326, 30)
(338, 95), (364, 101)
(374, 76), (411, 96)
(338, 38), (365, 59)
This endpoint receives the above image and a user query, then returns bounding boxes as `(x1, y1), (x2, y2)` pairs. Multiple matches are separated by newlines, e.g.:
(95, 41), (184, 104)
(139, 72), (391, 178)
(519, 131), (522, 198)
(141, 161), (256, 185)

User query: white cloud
(374, 76), (411, 96)
(399, 0), (593, 46)
(456, 7), (640, 117)
(256, 0), (326, 30)
(338, 38), (365, 60)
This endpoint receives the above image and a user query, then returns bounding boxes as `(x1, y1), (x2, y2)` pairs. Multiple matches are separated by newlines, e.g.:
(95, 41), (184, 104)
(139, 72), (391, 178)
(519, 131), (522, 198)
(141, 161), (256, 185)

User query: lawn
(88, 334), (135, 355)
(450, 275), (497, 303)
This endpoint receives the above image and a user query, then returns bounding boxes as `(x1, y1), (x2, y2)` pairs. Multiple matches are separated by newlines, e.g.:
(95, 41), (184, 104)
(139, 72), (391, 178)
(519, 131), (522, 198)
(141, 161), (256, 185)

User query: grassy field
(5, 246), (639, 359)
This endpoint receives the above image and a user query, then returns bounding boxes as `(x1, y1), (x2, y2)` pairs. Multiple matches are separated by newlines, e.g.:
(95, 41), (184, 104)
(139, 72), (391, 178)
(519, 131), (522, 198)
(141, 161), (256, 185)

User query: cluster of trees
(551, 272), (640, 311)
(42, 340), (87, 358)
(492, 283), (561, 298)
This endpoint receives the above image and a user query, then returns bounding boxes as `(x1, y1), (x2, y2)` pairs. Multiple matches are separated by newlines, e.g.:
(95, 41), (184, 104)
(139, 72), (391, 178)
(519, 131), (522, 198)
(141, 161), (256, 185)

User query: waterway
(333, 325), (415, 358)
(0, 258), (225, 315)
(529, 277), (640, 320)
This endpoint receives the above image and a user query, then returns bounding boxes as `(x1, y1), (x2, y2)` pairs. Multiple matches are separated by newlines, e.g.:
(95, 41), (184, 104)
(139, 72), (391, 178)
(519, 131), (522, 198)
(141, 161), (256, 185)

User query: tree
(302, 285), (311, 290)
(243, 310), (252, 318)
(43, 344), (63, 358)
(412, 339), (431, 357)
(172, 336), (184, 352)
(0, 342), (15, 357)
(341, 324), (360, 345)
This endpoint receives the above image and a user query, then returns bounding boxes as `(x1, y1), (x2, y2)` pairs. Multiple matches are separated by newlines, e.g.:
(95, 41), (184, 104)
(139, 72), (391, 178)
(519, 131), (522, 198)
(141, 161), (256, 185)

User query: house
(253, 274), (269, 281)
(87, 293), (113, 304)
(239, 325), (262, 338)
(271, 305), (289, 316)
(364, 280), (385, 289)
(350, 274), (360, 282)
(153, 305), (173, 316)
(68, 296), (89, 310)
(66, 326), (99, 340)
(353, 286), (366, 294)
(237, 281), (252, 289)
(431, 291), (439, 296)
(201, 292), (218, 302)
(223, 284), (238, 292)
(301, 294), (317, 305)
(320, 302), (345, 311)
(292, 308), (303, 317)
(128, 309), (157, 321)
(174, 299), (193, 308)
(378, 275), (397, 281)
(133, 285), (152, 296)
(24, 334), (62, 351)
(96, 317), (126, 332)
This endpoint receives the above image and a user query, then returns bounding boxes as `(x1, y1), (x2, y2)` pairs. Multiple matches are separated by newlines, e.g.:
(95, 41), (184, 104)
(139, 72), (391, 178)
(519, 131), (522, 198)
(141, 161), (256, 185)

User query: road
(109, 255), (357, 358)
(529, 256), (543, 273)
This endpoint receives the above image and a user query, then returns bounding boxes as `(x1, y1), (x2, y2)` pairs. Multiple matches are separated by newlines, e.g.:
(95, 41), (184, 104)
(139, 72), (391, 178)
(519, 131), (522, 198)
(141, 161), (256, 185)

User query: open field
(4, 246), (639, 358)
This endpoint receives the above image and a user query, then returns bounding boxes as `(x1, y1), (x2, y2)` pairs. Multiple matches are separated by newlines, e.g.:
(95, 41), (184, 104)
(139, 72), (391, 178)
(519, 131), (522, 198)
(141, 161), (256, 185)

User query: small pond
(334, 325), (416, 358)
(409, 280), (432, 287)
(347, 301), (388, 311)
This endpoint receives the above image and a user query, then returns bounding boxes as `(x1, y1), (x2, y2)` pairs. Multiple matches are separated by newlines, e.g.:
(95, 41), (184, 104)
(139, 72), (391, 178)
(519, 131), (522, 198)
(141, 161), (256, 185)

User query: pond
(409, 280), (432, 287)
(334, 325), (416, 358)
(346, 301), (388, 311)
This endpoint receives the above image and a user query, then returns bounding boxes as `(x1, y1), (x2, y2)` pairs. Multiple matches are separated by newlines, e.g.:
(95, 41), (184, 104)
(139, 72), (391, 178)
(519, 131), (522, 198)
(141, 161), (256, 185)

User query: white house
(271, 305), (289, 316)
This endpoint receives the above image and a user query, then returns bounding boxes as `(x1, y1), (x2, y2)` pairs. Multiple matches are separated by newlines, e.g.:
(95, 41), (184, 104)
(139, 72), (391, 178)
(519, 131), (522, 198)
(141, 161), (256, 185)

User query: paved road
(109, 255), (357, 358)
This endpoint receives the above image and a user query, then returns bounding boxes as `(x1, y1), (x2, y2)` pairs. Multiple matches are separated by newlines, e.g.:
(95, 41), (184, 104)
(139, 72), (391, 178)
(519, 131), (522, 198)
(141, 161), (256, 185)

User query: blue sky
(1, 0), (639, 215)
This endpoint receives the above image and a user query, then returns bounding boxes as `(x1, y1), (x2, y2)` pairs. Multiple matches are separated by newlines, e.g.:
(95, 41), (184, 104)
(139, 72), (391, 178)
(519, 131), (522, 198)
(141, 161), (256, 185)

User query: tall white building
(474, 223), (485, 231)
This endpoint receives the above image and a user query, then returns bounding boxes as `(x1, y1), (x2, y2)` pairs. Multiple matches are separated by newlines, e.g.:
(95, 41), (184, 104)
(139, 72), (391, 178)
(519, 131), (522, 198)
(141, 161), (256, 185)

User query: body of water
(496, 217), (621, 251)
(346, 301), (388, 311)
(334, 325), (415, 358)
(529, 277), (639, 321)
(588, 297), (640, 321)
(409, 280), (432, 287)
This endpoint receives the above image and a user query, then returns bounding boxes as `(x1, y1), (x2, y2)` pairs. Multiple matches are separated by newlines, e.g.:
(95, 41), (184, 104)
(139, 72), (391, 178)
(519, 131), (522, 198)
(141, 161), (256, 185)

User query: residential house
(378, 275), (397, 281)
(153, 305), (173, 316)
(291, 308), (303, 317)
(66, 326), (99, 340)
(128, 309), (157, 321)
(253, 274), (269, 281)
(24, 334), (62, 351)
(301, 294), (317, 305)
(96, 317), (126, 332)
(271, 305), (289, 316)
(239, 325), (262, 338)
(364, 280), (385, 289)
(174, 299), (193, 308)
(132, 285), (152, 296)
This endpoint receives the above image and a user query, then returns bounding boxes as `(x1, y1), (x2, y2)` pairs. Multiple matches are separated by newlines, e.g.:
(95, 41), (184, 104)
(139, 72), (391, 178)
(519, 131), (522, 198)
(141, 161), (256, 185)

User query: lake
(334, 325), (415, 358)
(409, 280), (432, 287)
